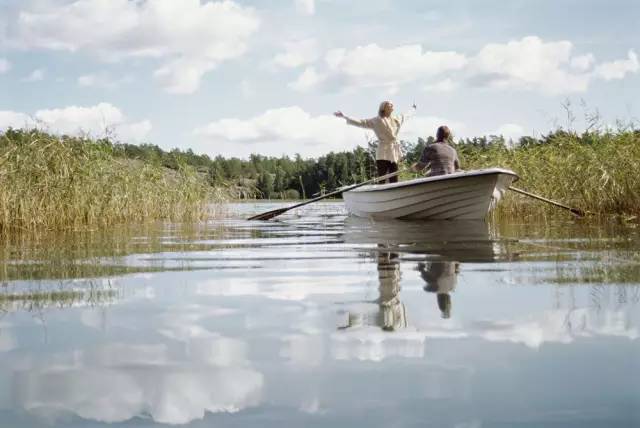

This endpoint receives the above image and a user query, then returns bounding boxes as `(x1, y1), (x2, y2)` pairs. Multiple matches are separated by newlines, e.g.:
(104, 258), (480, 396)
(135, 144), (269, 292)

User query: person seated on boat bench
(335, 101), (414, 184)
(411, 125), (461, 177)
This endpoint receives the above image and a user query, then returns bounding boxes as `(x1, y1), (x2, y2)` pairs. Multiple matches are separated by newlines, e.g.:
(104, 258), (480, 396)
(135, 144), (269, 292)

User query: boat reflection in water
(339, 218), (501, 330)
(342, 217), (501, 262)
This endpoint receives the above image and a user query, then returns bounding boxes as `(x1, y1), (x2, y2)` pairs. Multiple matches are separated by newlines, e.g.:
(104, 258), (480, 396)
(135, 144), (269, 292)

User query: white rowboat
(343, 168), (518, 220)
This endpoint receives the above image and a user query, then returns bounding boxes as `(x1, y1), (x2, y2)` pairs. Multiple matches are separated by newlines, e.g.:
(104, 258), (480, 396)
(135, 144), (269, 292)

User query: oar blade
(508, 186), (586, 218)
(247, 207), (289, 221)
(570, 208), (586, 218)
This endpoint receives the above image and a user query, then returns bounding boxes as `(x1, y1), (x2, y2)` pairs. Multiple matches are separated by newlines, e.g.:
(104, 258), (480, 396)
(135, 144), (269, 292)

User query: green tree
(274, 167), (287, 195)
(256, 172), (275, 199)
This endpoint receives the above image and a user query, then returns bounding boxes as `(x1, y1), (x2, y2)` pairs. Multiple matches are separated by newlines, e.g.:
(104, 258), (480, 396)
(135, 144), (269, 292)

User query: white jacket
(345, 115), (405, 163)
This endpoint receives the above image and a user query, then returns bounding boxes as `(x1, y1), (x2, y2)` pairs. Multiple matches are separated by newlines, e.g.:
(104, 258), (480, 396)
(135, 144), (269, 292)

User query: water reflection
(339, 219), (489, 329)
(0, 203), (639, 427)
(418, 261), (460, 319)
(0, 280), (118, 313)
(375, 248), (405, 330)
(343, 217), (498, 261)
(11, 337), (264, 425)
(339, 246), (406, 331)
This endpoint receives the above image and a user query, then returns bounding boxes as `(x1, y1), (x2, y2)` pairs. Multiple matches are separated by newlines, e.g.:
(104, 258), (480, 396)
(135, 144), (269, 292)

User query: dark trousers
(376, 160), (399, 183)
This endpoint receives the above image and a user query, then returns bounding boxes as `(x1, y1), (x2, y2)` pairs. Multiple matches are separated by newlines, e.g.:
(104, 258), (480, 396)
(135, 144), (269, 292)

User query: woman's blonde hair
(378, 101), (393, 117)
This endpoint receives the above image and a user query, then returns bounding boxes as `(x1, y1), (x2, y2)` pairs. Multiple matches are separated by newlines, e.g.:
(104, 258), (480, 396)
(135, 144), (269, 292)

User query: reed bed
(459, 130), (640, 218)
(0, 223), (229, 282)
(0, 129), (218, 234)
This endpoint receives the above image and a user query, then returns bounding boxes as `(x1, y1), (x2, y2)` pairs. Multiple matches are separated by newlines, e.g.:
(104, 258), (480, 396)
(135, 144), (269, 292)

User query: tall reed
(0, 129), (217, 234)
(459, 130), (640, 218)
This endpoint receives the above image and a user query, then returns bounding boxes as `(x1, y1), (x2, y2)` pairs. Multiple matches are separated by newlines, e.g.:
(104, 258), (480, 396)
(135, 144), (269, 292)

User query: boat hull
(343, 168), (518, 220)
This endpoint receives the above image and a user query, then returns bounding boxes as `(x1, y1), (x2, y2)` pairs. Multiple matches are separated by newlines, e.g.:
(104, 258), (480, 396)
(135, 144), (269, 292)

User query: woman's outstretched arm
(334, 111), (375, 129)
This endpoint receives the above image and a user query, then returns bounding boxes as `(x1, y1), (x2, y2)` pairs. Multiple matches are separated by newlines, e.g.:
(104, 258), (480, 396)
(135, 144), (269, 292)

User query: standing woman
(334, 101), (410, 183)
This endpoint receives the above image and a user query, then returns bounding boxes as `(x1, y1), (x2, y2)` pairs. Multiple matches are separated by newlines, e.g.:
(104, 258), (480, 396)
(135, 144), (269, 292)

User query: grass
(3, 126), (638, 234)
(458, 129), (640, 218)
(0, 129), (221, 234)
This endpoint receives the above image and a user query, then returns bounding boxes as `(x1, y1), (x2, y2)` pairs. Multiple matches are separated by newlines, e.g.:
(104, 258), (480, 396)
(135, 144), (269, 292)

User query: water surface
(1, 203), (639, 427)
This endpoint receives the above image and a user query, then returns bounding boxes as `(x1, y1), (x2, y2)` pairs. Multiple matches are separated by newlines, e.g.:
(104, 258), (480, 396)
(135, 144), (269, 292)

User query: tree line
(100, 129), (633, 199)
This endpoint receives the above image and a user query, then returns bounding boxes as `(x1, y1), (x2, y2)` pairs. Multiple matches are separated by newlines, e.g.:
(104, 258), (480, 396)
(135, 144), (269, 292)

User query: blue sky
(0, 0), (638, 158)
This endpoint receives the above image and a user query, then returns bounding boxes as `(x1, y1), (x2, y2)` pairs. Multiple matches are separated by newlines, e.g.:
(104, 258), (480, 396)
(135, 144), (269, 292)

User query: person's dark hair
(436, 125), (451, 142)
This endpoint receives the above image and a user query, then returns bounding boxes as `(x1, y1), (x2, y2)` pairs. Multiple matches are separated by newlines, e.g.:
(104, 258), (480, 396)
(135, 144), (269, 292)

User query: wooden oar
(508, 186), (585, 217)
(248, 170), (401, 221)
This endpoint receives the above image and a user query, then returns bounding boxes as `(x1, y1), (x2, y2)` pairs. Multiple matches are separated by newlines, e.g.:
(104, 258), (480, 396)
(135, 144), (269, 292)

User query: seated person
(412, 125), (461, 176)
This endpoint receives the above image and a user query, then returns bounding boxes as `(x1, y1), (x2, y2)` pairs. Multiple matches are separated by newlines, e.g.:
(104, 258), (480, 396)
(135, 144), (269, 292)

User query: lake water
(1, 202), (639, 427)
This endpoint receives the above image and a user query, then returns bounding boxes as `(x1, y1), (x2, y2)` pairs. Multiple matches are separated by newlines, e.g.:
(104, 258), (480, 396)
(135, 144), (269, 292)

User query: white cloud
(289, 67), (325, 92)
(289, 37), (637, 95)
(193, 106), (462, 158)
(0, 111), (33, 129)
(118, 120), (153, 141)
(423, 78), (459, 92)
(35, 103), (122, 135)
(570, 53), (595, 71)
(153, 58), (217, 94)
(77, 72), (132, 89)
(194, 106), (352, 150)
(0, 58), (11, 73)
(471, 38), (637, 92)
(316, 43), (467, 91)
(3, 0), (260, 94)
(594, 50), (639, 80)
(469, 36), (592, 94)
(0, 103), (151, 141)
(21, 68), (45, 82)
(294, 0), (315, 15)
(273, 38), (320, 68)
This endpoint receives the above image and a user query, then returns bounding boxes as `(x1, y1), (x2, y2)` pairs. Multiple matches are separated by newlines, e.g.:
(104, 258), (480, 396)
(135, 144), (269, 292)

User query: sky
(0, 0), (638, 159)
